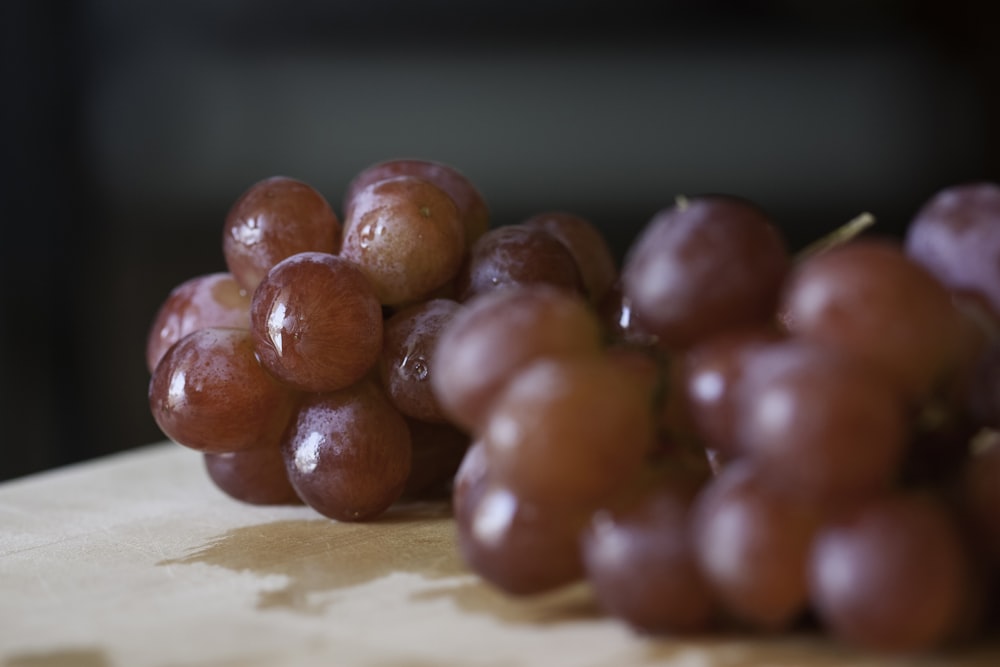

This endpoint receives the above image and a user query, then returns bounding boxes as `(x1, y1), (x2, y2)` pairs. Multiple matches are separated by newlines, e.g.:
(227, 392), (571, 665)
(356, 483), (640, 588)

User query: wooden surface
(2, 442), (999, 667)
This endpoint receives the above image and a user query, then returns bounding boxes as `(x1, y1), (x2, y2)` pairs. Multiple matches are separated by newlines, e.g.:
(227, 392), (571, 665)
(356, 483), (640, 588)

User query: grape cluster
(147, 162), (1000, 655)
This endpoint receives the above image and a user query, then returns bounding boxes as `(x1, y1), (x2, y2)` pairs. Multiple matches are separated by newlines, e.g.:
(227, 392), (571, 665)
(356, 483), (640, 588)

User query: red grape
(905, 182), (1000, 318)
(620, 195), (789, 350)
(582, 482), (715, 635)
(456, 224), (585, 301)
(204, 446), (303, 506)
(146, 272), (251, 373)
(223, 176), (341, 292)
(148, 327), (297, 454)
(341, 175), (465, 306)
(691, 460), (821, 631)
(250, 252), (383, 393)
(780, 238), (966, 401)
(430, 285), (603, 433)
(522, 211), (617, 304)
(282, 380), (411, 522)
(379, 298), (460, 423)
(809, 491), (971, 653)
(343, 158), (489, 249)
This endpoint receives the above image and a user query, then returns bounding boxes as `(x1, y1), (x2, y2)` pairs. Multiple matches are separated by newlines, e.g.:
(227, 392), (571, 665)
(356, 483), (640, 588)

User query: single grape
(148, 327), (297, 454)
(904, 182), (1000, 318)
(522, 211), (617, 304)
(732, 340), (908, 503)
(341, 175), (465, 306)
(379, 298), (461, 423)
(682, 325), (784, 456)
(282, 380), (411, 522)
(453, 441), (588, 595)
(146, 272), (251, 373)
(430, 285), (603, 433)
(402, 417), (471, 499)
(780, 238), (966, 401)
(456, 224), (585, 301)
(620, 195), (790, 350)
(582, 483), (716, 635)
(808, 491), (971, 653)
(691, 459), (821, 631)
(482, 356), (655, 507)
(223, 176), (341, 292)
(204, 446), (303, 506)
(344, 158), (489, 249)
(250, 252), (383, 393)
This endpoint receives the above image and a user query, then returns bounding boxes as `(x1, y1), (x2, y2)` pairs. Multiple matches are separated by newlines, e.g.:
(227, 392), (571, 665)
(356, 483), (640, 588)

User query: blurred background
(1, 0), (997, 481)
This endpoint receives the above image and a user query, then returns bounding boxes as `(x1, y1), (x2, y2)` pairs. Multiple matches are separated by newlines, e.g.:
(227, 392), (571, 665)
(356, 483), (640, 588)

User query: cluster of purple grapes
(147, 159), (1000, 654)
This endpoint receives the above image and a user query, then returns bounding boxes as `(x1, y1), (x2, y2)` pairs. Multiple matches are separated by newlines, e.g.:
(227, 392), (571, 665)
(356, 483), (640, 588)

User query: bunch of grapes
(147, 158), (1000, 655)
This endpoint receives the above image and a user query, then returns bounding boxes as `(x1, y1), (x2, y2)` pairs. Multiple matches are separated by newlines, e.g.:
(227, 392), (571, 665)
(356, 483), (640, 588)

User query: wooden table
(2, 442), (998, 667)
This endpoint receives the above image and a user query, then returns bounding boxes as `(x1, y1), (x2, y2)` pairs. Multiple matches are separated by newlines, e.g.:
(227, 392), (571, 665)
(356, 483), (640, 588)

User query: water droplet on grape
(401, 354), (429, 381)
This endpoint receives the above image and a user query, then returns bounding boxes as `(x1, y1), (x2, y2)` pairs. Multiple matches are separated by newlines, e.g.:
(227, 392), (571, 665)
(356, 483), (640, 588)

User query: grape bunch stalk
(148, 162), (1000, 655)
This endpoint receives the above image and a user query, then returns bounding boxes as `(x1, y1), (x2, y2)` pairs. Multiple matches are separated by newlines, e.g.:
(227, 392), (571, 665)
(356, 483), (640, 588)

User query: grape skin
(223, 176), (342, 292)
(621, 195), (789, 350)
(250, 252), (383, 393)
(146, 272), (251, 373)
(809, 492), (971, 653)
(430, 285), (604, 433)
(282, 380), (412, 522)
(341, 176), (465, 307)
(148, 327), (297, 454)
(343, 158), (490, 249)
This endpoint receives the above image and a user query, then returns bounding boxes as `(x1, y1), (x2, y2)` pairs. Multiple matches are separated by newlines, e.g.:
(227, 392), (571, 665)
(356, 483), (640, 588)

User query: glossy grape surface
(621, 195), (789, 350)
(148, 327), (297, 454)
(282, 380), (411, 522)
(146, 272), (251, 373)
(344, 158), (489, 248)
(341, 176), (465, 306)
(223, 176), (341, 292)
(251, 252), (383, 392)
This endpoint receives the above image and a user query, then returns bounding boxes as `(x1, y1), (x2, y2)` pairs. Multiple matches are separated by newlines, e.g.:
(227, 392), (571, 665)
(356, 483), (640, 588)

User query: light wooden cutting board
(1, 442), (997, 667)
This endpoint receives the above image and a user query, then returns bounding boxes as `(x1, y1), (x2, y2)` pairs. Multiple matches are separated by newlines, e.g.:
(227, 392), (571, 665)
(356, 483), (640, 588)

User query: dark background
(1, 0), (998, 481)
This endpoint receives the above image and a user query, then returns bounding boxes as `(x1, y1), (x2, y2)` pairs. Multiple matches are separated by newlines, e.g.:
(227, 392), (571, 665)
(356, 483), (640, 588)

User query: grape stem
(796, 212), (876, 261)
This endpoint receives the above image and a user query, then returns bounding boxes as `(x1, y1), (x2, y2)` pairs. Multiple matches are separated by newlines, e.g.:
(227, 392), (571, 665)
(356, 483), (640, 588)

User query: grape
(379, 298), (460, 423)
(250, 252), (383, 393)
(691, 460), (821, 631)
(732, 340), (908, 503)
(282, 379), (411, 522)
(343, 158), (490, 249)
(522, 211), (617, 304)
(682, 325), (784, 456)
(582, 483), (716, 635)
(430, 285), (603, 433)
(222, 176), (341, 292)
(146, 272), (251, 373)
(204, 446), (303, 506)
(620, 195), (790, 350)
(597, 281), (658, 347)
(960, 437), (1000, 564)
(341, 175), (465, 306)
(904, 182), (1000, 318)
(453, 441), (588, 595)
(780, 238), (966, 401)
(482, 356), (655, 507)
(148, 327), (297, 454)
(808, 491), (971, 653)
(402, 417), (471, 499)
(456, 224), (585, 301)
